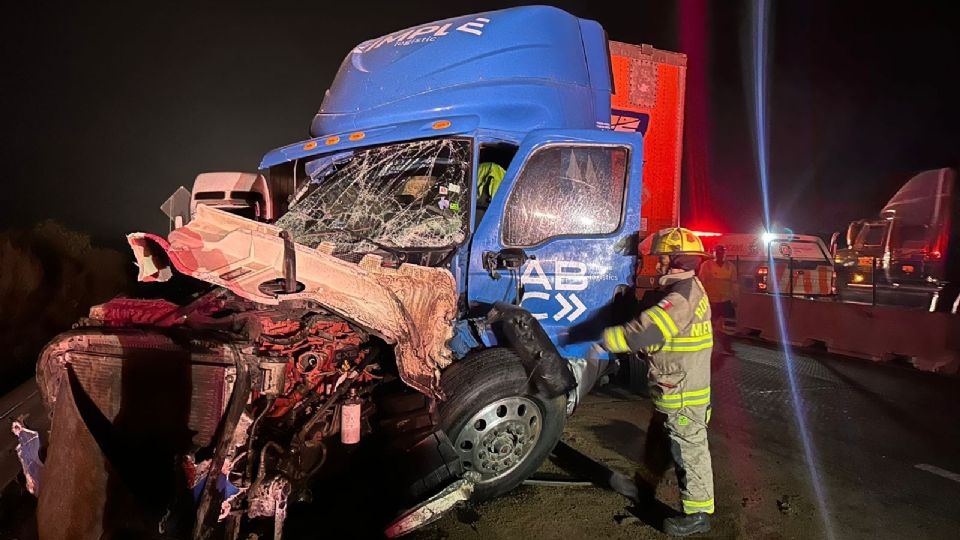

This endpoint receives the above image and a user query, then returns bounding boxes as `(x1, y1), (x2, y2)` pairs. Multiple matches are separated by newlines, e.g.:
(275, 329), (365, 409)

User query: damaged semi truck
(30, 6), (686, 539)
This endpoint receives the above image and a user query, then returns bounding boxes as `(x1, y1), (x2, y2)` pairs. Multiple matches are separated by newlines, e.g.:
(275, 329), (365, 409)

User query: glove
(602, 325), (631, 354)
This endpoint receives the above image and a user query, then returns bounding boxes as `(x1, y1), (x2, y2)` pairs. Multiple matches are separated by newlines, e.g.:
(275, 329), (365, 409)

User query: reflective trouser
(647, 352), (715, 515)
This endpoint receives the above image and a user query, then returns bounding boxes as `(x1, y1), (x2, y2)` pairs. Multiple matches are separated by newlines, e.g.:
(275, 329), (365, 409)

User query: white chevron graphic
(567, 293), (587, 321)
(554, 294), (572, 321)
(553, 293), (587, 322)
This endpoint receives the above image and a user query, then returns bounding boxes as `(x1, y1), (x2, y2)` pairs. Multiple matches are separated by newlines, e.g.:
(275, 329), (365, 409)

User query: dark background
(1, 1), (958, 244)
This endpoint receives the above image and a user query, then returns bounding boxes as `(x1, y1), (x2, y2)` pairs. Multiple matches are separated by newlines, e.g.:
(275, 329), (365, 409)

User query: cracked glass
(502, 145), (628, 247)
(275, 137), (472, 257)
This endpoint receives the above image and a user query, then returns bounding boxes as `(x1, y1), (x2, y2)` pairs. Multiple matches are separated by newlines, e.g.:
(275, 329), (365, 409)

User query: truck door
(468, 129), (643, 359)
(855, 221), (891, 283)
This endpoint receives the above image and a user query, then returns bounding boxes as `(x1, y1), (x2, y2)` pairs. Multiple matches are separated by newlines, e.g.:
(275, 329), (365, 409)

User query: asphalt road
(412, 340), (960, 539)
(3, 340), (960, 539)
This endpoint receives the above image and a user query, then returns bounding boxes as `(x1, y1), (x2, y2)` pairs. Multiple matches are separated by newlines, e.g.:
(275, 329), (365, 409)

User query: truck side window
(860, 224), (888, 247)
(893, 223), (928, 250)
(502, 145), (627, 247)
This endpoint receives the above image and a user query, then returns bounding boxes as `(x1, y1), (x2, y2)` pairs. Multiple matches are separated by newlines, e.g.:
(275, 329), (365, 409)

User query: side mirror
(482, 248), (536, 292)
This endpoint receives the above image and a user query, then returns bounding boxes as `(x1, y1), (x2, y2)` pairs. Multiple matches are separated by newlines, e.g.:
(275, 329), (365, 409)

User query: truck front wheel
(438, 348), (566, 501)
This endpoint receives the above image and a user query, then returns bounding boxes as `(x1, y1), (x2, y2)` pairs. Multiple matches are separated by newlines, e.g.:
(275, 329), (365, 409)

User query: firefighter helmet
(647, 227), (707, 256)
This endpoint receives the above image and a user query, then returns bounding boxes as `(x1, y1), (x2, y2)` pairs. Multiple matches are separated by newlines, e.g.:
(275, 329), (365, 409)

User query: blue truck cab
(260, 6), (644, 366)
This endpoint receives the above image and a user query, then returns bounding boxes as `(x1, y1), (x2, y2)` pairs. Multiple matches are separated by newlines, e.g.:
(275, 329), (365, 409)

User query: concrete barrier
(736, 293), (960, 374)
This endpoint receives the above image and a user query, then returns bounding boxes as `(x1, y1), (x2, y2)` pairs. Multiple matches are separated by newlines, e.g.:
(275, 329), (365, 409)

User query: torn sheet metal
(384, 471), (480, 538)
(11, 420), (43, 495)
(128, 204), (457, 397)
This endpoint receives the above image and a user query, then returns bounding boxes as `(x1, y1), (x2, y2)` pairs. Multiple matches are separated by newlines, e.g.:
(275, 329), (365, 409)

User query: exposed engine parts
(36, 291), (385, 538)
(254, 314), (372, 418)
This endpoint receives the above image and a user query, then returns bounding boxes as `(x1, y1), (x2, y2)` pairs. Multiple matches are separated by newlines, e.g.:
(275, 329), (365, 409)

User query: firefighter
(602, 227), (715, 536)
(698, 244), (738, 356)
(475, 161), (506, 224)
(477, 161), (506, 201)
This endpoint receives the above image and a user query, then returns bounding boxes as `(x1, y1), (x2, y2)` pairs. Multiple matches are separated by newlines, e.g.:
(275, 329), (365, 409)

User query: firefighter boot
(663, 512), (711, 536)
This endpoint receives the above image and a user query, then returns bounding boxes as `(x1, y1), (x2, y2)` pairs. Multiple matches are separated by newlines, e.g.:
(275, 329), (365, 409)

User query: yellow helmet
(647, 227), (707, 256)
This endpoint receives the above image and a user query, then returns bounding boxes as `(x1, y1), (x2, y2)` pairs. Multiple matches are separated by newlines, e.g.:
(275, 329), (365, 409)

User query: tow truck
(25, 7), (687, 539)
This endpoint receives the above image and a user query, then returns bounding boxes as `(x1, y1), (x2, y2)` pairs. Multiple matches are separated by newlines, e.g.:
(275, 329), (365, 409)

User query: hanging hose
(193, 345), (252, 540)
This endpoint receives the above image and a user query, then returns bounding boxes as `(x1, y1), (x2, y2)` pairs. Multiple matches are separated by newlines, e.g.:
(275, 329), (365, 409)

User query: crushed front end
(32, 201), (461, 539)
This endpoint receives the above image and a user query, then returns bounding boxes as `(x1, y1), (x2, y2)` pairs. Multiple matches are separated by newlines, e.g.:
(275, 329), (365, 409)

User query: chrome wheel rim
(453, 396), (542, 483)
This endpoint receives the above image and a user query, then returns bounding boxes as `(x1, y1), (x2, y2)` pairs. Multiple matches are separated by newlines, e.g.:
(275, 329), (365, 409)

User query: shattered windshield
(275, 137), (472, 257)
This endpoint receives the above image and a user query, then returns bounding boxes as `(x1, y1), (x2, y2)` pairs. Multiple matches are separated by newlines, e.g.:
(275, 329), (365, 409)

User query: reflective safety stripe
(655, 396), (711, 409)
(653, 387), (711, 409)
(615, 327), (628, 352)
(650, 306), (679, 336)
(661, 341), (713, 352)
(653, 400), (683, 409)
(682, 396), (710, 406)
(661, 333), (713, 352)
(646, 309), (672, 339)
(682, 498), (715, 514)
(657, 387), (710, 400)
(670, 335), (714, 343)
(603, 326), (630, 353)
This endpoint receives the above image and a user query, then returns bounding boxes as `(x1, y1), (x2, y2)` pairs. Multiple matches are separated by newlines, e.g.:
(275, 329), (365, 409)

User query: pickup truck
(699, 232), (836, 298)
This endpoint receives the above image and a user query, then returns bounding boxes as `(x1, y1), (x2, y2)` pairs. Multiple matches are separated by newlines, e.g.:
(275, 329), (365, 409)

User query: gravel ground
(412, 341), (960, 539)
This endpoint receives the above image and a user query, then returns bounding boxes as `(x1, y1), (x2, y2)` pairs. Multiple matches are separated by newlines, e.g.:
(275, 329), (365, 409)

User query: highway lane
(415, 340), (960, 539)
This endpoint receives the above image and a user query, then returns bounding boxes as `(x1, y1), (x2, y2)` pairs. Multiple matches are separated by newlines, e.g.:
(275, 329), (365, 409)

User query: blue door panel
(467, 129), (644, 359)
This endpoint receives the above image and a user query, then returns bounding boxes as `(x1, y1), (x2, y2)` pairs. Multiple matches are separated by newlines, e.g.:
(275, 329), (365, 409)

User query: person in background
(698, 245), (737, 356)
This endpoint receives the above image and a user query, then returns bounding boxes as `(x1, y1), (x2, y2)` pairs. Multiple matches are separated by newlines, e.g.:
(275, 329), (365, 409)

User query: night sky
(1, 1), (957, 245)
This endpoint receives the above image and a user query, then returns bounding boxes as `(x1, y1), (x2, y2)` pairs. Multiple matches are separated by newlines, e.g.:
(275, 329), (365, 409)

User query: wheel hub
(454, 396), (542, 482)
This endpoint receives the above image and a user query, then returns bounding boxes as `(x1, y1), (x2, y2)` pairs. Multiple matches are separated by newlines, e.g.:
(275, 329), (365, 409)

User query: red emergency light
(756, 266), (769, 291)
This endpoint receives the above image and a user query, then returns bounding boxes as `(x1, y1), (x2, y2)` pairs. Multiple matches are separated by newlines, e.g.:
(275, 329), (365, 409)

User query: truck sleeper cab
(834, 167), (958, 310)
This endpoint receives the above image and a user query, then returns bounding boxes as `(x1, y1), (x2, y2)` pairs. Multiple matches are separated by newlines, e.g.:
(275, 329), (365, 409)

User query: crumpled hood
(128, 204), (457, 397)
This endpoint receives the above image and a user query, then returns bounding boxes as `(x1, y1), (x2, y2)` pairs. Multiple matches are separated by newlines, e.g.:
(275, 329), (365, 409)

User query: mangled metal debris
(385, 471), (481, 538)
(127, 204), (458, 397)
(11, 419), (43, 495)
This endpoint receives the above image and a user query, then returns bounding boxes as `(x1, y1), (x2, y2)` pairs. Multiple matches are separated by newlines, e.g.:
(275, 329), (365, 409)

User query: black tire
(438, 348), (566, 501)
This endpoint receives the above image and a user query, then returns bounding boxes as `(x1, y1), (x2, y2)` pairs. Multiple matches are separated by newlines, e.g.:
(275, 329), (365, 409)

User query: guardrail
(736, 292), (960, 374)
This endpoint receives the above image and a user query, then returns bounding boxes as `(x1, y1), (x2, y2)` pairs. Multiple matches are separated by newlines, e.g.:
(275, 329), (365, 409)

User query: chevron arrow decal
(553, 293), (587, 322)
